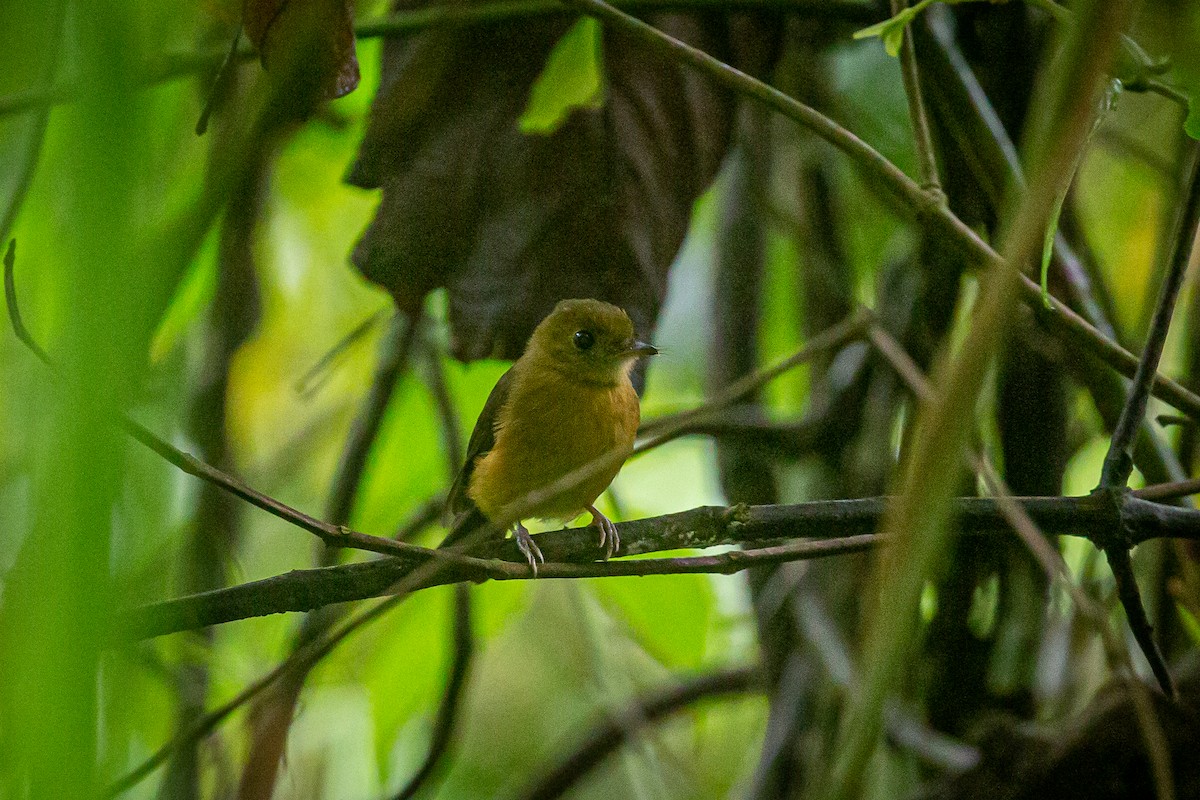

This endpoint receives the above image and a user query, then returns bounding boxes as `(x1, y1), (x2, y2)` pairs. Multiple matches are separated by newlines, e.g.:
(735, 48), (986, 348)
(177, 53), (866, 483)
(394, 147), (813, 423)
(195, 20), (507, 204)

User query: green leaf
(1186, 94), (1200, 140)
(519, 17), (605, 135)
(852, 17), (899, 43)
(852, 9), (917, 57)
(882, 23), (907, 57)
(1039, 189), (1068, 309)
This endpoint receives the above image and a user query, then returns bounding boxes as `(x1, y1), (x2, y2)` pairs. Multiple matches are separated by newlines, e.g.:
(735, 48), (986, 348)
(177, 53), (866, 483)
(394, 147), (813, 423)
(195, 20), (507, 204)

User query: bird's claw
(513, 523), (544, 576)
(588, 506), (620, 560)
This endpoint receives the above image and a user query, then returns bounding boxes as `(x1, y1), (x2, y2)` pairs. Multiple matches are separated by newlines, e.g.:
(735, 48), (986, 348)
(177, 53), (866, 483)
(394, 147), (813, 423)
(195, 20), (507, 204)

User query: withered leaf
(348, 7), (777, 360)
(243, 0), (360, 100)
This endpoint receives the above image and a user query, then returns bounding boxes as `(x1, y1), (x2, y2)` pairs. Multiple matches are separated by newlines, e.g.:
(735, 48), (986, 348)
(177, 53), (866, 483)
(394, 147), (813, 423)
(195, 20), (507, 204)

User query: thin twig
(0, 0), (877, 121)
(1106, 546), (1176, 697)
(1142, 79), (1191, 110)
(1091, 143), (1200, 700)
(650, 406), (829, 459)
(106, 595), (406, 797)
(3, 246), (469, 563)
(519, 666), (761, 800)
(1100, 142), (1200, 489)
(294, 307), (390, 398)
(331, 313), (421, 524)
(4, 241), (50, 365)
(394, 495), (447, 541)
(235, 312), (421, 800)
(637, 310), (868, 441)
(390, 332), (473, 800)
(194, 26), (243, 136)
(1135, 478), (1200, 502)
(889, 0), (942, 198)
(355, 0), (875, 36)
(422, 332), (466, 480)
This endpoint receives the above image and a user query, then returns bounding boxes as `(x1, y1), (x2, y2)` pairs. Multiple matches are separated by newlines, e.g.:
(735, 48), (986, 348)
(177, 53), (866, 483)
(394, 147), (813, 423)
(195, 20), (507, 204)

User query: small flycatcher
(441, 298), (658, 571)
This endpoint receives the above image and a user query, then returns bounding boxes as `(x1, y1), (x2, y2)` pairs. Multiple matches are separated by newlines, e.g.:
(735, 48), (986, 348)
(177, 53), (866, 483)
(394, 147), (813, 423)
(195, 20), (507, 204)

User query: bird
(440, 298), (658, 572)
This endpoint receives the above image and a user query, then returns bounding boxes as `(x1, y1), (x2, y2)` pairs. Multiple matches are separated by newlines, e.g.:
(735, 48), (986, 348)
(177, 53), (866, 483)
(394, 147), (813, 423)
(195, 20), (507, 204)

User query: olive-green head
(524, 298), (657, 385)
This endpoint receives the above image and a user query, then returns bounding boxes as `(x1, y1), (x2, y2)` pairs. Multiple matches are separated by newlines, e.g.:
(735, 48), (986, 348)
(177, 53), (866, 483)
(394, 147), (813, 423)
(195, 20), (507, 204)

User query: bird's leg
(586, 504), (620, 560)
(512, 521), (544, 575)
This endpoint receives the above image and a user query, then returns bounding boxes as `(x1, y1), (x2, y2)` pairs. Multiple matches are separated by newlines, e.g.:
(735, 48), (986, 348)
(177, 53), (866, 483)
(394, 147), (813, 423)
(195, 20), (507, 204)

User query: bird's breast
(467, 373), (640, 520)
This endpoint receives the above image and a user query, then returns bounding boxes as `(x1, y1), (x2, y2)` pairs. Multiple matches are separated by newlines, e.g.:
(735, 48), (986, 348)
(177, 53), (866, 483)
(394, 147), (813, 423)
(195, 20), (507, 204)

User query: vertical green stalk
(826, 1), (1134, 797)
(0, 1), (156, 797)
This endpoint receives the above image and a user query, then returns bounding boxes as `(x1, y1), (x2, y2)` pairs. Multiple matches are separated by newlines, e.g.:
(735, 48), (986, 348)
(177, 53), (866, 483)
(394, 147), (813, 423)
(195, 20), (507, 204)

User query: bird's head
(525, 298), (658, 386)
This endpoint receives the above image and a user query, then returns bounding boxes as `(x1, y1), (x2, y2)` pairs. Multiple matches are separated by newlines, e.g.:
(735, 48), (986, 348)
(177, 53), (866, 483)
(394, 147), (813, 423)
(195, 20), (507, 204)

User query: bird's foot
(513, 522), (544, 576)
(587, 505), (620, 560)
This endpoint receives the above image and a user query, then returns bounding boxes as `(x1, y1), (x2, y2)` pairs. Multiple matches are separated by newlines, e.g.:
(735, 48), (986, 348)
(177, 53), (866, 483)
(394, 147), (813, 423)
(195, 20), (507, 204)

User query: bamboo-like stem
(889, 0), (942, 198)
(827, 0), (1134, 795)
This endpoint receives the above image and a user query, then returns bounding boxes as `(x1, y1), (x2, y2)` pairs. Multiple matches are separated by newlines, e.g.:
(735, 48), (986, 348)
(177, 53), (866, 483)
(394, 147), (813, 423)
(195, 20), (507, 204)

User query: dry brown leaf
(348, 7), (777, 360)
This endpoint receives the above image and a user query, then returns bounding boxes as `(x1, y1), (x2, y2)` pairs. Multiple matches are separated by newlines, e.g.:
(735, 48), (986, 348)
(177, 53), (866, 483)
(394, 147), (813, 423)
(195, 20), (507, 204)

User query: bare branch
(1100, 143), (1200, 490)
(114, 492), (1200, 640)
(889, 0), (942, 198)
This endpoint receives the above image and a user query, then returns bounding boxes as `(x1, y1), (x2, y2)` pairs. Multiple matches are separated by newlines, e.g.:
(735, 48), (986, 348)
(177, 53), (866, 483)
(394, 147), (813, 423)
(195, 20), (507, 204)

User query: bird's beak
(625, 340), (659, 358)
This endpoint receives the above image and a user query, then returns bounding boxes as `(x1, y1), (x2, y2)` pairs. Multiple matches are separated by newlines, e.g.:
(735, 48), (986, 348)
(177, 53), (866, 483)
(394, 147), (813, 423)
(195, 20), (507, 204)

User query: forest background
(2, 0), (1200, 799)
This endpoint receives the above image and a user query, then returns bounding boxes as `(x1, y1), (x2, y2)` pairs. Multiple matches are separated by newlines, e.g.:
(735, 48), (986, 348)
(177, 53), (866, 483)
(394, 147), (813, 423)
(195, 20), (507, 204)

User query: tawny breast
(468, 372), (640, 522)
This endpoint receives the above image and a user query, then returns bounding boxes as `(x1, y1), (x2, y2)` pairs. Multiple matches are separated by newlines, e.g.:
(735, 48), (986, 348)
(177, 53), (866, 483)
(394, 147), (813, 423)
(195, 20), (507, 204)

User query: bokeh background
(1, 1), (1199, 798)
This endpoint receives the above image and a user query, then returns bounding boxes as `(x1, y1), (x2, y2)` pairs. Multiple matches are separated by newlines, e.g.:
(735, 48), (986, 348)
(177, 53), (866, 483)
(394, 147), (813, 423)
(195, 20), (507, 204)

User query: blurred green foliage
(1, 1), (1198, 799)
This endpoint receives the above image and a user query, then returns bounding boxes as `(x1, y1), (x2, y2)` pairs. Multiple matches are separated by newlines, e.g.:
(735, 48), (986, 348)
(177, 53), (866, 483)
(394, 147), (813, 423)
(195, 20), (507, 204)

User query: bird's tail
(439, 503), (490, 550)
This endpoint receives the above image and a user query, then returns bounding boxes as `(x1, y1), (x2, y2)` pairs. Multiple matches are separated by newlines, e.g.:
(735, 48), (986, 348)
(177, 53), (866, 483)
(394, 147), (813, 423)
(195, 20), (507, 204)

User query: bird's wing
(445, 364), (515, 520)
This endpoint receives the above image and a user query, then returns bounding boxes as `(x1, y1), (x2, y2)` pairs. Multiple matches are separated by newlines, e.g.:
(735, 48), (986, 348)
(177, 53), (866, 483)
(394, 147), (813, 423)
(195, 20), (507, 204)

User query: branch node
(726, 502), (752, 530)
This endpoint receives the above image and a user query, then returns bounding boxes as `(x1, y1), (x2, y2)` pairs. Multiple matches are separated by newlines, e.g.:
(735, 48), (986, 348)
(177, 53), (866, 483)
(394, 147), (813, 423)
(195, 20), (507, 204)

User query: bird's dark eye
(573, 330), (595, 351)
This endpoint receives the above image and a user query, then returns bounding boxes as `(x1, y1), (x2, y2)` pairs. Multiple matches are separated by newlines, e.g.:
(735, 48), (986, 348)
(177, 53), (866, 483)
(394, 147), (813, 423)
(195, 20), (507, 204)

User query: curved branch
(519, 666), (762, 800)
(518, 666), (758, 800)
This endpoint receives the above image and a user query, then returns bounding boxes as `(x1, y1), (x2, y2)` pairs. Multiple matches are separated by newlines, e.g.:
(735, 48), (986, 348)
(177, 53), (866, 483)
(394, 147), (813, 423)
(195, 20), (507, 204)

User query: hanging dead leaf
(347, 7), (777, 360)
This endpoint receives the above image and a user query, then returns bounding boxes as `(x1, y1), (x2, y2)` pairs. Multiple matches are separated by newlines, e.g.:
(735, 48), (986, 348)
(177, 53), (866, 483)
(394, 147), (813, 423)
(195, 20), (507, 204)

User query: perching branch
(116, 493), (1200, 640)
(4, 238), (865, 576)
